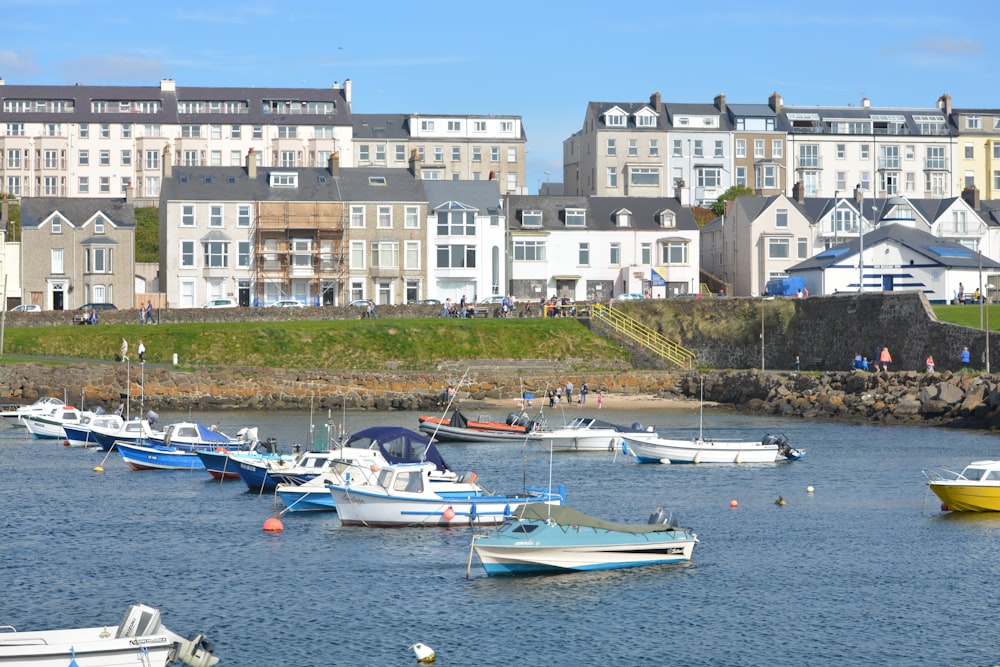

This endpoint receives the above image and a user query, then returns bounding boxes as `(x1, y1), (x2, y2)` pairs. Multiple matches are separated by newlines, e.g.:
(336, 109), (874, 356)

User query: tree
(710, 185), (756, 217)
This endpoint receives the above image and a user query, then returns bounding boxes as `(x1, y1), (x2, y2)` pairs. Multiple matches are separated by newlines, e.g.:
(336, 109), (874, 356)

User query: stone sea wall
(3, 362), (1000, 431)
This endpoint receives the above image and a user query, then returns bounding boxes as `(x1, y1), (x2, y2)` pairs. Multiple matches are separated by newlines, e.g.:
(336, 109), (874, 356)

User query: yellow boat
(926, 460), (1000, 511)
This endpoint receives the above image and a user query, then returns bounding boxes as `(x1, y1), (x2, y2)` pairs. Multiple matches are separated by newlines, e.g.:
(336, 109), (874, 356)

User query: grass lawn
(933, 303), (995, 330)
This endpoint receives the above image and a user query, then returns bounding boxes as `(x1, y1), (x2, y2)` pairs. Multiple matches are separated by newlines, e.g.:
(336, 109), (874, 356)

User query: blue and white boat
(116, 440), (206, 471)
(148, 421), (255, 452)
(195, 438), (286, 480)
(22, 405), (90, 440)
(329, 461), (565, 527)
(62, 411), (122, 448)
(471, 503), (698, 575)
(91, 416), (161, 451)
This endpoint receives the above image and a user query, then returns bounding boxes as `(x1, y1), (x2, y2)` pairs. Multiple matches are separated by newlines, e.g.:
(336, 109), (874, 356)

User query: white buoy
(807, 486), (815, 494)
(412, 642), (435, 663)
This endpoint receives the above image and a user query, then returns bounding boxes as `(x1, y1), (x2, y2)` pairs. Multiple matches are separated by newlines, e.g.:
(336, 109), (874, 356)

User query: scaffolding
(252, 200), (349, 306)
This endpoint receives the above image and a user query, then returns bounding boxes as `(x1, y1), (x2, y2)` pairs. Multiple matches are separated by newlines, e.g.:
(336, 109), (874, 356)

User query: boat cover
(509, 503), (682, 534)
(342, 426), (450, 471)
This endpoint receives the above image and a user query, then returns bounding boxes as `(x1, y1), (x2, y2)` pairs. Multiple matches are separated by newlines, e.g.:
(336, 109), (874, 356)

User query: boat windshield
(960, 467), (988, 481)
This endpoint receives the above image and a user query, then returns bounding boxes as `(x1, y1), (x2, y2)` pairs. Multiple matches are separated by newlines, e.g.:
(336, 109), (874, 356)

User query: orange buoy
(370, 464), (379, 472)
(63, 441), (70, 447)
(729, 499), (738, 508)
(215, 447), (226, 453)
(443, 507), (456, 520)
(263, 517), (284, 532)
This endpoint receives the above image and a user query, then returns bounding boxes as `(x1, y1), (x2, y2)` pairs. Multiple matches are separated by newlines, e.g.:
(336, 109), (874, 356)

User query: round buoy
(93, 465), (104, 473)
(442, 507), (456, 521)
(412, 642), (435, 663)
(370, 464), (379, 473)
(263, 517), (284, 533)
(215, 447), (226, 453)
(775, 496), (786, 506)
(806, 485), (815, 494)
(729, 499), (738, 508)
(63, 440), (70, 447)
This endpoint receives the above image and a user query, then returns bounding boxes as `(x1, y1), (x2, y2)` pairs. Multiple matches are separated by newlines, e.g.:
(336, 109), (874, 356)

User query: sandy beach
(477, 392), (711, 412)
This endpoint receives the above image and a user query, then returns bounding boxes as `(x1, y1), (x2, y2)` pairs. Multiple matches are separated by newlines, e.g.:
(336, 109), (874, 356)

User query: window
(860, 144), (870, 160)
(78, 176), (89, 193)
(203, 241), (229, 268)
(636, 114), (655, 128)
(231, 125), (241, 139)
(252, 126), (263, 139)
(966, 115), (982, 130)
(447, 120), (461, 131)
(754, 140), (764, 158)
(953, 210), (968, 235)
(100, 123), (110, 138)
(630, 168), (659, 186)
(610, 243), (621, 264)
(94, 220), (105, 234)
(350, 240), (365, 269)
(566, 209), (586, 227)
(521, 210), (542, 227)
(436, 244), (476, 268)
(715, 140), (724, 158)
(377, 206), (392, 228)
(579, 240), (590, 267)
(238, 241), (252, 268)
(490, 147), (499, 162)
(351, 206), (365, 228)
(767, 238), (790, 259)
(358, 145), (369, 162)
(672, 140), (683, 157)
(404, 240), (421, 270)
(121, 150), (132, 166)
(180, 240), (195, 268)
(6, 149), (20, 169)
(649, 139), (659, 156)
(79, 150), (89, 166)
(472, 146), (482, 162)
(605, 113), (625, 127)
(5, 123), (24, 136)
(697, 167), (720, 188)
(99, 177), (110, 193)
(776, 209), (788, 227)
(797, 237), (809, 259)
(437, 209), (475, 235)
(507, 146), (517, 163)
(51, 248), (64, 274)
(474, 121), (486, 132)
(926, 146), (946, 170)
(735, 166), (747, 187)
(145, 150), (160, 170)
(772, 140), (783, 158)
(627, 139), (638, 157)
(120, 176), (131, 194)
(181, 125), (201, 138)
(211, 150), (222, 166)
(209, 204), (223, 227)
(607, 167), (618, 187)
(641, 243), (652, 265)
(420, 120), (435, 131)
(606, 139), (616, 156)
(79, 123), (89, 138)
(88, 247), (112, 273)
(433, 146), (443, 162)
(512, 240), (544, 261)
(693, 140), (703, 157)
(181, 204), (195, 227)
(736, 139), (746, 158)
(404, 206), (420, 229)
(99, 150), (110, 166)
(660, 241), (688, 265)
(371, 241), (399, 268)
(5, 176), (19, 196)
(965, 143), (974, 160)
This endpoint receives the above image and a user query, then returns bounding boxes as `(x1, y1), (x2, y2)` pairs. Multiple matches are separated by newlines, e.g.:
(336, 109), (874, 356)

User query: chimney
(962, 185), (981, 210)
(861, 97), (870, 109)
(714, 93), (726, 113)
(2, 200), (8, 223)
(329, 151), (340, 177)
(162, 144), (172, 178)
(408, 148), (421, 179)
(125, 184), (133, 205)
(344, 78), (352, 106)
(674, 178), (685, 203)
(768, 91), (783, 113)
(246, 147), (256, 179)
(650, 91), (661, 110)
(792, 181), (805, 203)
(160, 79), (176, 92)
(938, 93), (952, 116)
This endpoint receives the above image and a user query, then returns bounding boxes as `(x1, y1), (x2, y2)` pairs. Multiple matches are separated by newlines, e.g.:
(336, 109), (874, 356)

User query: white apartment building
(0, 79), (352, 201)
(353, 113), (526, 194)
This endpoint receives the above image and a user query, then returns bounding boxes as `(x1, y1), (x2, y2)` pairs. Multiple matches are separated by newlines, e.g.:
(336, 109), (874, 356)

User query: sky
(1, 0), (996, 192)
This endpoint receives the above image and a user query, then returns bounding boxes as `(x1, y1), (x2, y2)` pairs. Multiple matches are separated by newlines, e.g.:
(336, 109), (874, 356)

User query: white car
(615, 293), (646, 301)
(202, 298), (239, 309)
(10, 304), (41, 312)
(271, 300), (305, 308)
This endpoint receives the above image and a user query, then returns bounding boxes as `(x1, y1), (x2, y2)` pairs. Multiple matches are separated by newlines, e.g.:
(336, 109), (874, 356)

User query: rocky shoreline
(2, 361), (1000, 431)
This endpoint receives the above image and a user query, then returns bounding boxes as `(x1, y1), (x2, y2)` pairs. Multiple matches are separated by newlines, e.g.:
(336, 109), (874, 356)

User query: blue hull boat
(472, 503), (698, 575)
(117, 441), (206, 471)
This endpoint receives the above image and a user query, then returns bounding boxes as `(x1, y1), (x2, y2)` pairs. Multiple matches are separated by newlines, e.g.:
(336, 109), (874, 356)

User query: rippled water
(3, 405), (999, 666)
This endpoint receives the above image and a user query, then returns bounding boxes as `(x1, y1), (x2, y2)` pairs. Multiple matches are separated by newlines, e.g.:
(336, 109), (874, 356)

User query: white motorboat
(62, 411), (122, 447)
(329, 460), (565, 527)
(0, 396), (65, 427)
(527, 416), (652, 452)
(472, 503), (698, 575)
(0, 603), (219, 667)
(622, 431), (802, 464)
(91, 415), (162, 451)
(22, 405), (90, 440)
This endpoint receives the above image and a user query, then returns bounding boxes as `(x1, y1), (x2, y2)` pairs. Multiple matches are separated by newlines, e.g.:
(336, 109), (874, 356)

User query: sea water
(2, 405), (998, 666)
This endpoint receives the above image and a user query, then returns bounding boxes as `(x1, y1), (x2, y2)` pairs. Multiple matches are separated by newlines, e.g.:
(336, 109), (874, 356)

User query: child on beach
(596, 391), (603, 409)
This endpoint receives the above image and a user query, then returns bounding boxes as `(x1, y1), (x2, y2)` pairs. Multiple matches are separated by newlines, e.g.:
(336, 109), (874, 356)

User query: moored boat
(63, 411), (120, 447)
(22, 405), (90, 441)
(925, 460), (1000, 511)
(527, 416), (652, 453)
(472, 503), (698, 575)
(0, 603), (219, 667)
(0, 396), (65, 428)
(417, 409), (541, 443)
(621, 432), (803, 464)
(116, 441), (206, 471)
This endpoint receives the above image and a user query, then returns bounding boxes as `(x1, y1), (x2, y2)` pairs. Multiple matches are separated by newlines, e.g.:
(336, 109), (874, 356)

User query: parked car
(202, 298), (239, 309)
(349, 299), (374, 308)
(78, 302), (118, 311)
(614, 293), (646, 301)
(271, 300), (304, 308)
(10, 304), (41, 313)
(413, 298), (441, 305)
(478, 295), (508, 305)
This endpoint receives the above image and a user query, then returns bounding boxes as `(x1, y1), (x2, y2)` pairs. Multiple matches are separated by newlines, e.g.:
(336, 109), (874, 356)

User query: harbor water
(2, 405), (999, 666)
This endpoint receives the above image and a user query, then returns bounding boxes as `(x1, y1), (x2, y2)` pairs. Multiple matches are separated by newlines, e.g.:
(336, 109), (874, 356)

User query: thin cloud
(0, 49), (38, 78)
(882, 36), (983, 56)
(55, 55), (168, 85)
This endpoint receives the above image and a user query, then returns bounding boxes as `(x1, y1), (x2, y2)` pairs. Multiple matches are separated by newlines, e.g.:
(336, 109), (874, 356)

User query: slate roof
(507, 195), (696, 231)
(20, 197), (136, 229)
(787, 223), (1000, 272)
(159, 166), (426, 203)
(422, 181), (502, 214)
(353, 114), (411, 139)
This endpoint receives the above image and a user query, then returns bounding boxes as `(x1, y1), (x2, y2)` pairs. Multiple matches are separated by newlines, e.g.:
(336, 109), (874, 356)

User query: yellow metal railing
(591, 303), (695, 370)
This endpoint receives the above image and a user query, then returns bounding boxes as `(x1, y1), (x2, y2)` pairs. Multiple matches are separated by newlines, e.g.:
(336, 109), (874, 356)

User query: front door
(882, 275), (895, 291)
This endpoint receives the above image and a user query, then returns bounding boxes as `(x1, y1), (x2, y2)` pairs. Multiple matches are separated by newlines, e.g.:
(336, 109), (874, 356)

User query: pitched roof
(20, 197), (136, 229)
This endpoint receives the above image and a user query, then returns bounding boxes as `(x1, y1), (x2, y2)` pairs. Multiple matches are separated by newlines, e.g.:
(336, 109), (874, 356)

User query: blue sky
(2, 0), (995, 192)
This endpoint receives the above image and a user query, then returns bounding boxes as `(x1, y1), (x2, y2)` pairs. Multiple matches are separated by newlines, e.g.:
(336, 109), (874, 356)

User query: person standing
(564, 380), (574, 405)
(596, 391), (603, 409)
(961, 346), (971, 369)
(926, 355), (935, 373)
(879, 346), (892, 372)
(120, 337), (128, 361)
(795, 355), (801, 372)
(137, 339), (145, 363)
(578, 382), (588, 406)
(145, 300), (154, 324)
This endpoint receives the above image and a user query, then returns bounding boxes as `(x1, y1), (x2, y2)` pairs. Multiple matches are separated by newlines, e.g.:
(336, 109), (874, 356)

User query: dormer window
(614, 209), (632, 228)
(658, 210), (675, 228)
(269, 172), (298, 188)
(522, 210), (542, 227)
(635, 108), (658, 128)
(606, 113), (625, 127)
(565, 208), (586, 227)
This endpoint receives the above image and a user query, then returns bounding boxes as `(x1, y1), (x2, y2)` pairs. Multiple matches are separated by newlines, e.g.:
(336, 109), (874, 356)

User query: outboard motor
(630, 422), (647, 432)
(648, 507), (671, 525)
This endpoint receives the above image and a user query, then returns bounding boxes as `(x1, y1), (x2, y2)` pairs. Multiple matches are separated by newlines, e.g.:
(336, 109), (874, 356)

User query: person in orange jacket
(879, 347), (892, 371)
